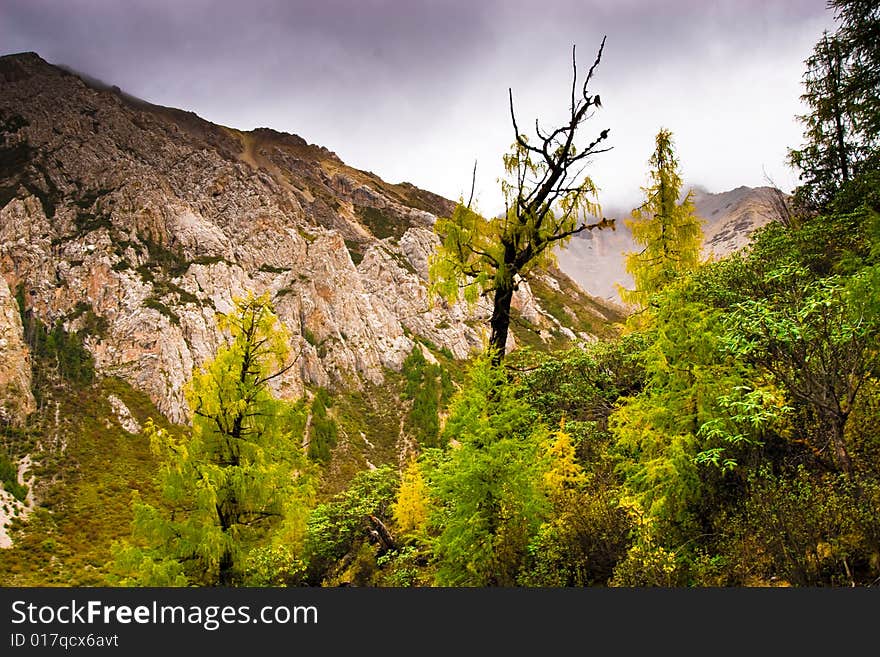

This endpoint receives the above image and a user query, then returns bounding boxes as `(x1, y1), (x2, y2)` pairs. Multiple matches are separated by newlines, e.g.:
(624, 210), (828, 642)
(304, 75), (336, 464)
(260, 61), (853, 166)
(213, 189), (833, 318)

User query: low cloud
(2, 0), (835, 212)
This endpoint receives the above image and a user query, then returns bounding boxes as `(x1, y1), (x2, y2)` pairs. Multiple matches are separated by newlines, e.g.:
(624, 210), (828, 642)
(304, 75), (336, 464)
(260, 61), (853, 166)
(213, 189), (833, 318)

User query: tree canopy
(113, 293), (311, 586)
(788, 0), (880, 210)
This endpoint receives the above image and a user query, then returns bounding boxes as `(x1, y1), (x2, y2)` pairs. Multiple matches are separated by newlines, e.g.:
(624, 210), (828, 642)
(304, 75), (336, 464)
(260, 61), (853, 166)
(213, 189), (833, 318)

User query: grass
(344, 239), (365, 266)
(139, 235), (191, 278)
(380, 245), (418, 275)
(259, 264), (290, 274)
(143, 298), (181, 325)
(527, 270), (625, 342)
(302, 327), (319, 347)
(72, 187), (115, 235)
(509, 307), (553, 351)
(313, 373), (406, 500)
(0, 377), (172, 586)
(191, 255), (228, 267)
(355, 205), (406, 241)
(0, 450), (28, 502)
(151, 278), (200, 305)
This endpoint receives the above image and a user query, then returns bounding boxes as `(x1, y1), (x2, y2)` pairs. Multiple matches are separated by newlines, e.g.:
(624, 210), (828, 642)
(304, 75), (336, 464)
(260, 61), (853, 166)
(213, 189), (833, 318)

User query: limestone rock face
(0, 274), (34, 425)
(0, 52), (612, 423)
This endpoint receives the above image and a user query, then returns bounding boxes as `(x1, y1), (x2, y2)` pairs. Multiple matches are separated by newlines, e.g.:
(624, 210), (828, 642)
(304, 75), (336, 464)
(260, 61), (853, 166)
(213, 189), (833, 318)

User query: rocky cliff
(0, 274), (34, 425)
(0, 52), (617, 424)
(695, 185), (787, 257)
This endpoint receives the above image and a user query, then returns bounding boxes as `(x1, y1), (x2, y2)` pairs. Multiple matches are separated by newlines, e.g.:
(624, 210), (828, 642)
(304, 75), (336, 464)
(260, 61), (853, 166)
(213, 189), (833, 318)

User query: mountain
(0, 52), (622, 425)
(555, 185), (788, 304)
(0, 52), (625, 557)
(696, 185), (788, 256)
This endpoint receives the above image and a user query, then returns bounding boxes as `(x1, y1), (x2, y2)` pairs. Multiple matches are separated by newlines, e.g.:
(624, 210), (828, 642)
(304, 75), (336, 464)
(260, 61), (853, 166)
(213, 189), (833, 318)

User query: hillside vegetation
(0, 0), (878, 587)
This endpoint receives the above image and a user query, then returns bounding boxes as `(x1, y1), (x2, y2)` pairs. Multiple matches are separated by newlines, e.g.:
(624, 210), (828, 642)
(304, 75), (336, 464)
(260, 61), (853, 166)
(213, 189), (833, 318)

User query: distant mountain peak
(556, 185), (787, 303)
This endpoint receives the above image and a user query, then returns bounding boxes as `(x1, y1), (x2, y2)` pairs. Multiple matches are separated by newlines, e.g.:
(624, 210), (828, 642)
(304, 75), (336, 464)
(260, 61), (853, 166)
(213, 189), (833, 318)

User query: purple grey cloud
(2, 0), (836, 211)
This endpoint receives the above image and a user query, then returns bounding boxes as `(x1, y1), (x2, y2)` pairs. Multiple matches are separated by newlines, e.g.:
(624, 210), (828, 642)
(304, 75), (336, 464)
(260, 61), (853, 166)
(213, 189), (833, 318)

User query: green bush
(401, 347), (447, 448)
(16, 285), (96, 386)
(302, 466), (398, 584)
(716, 467), (880, 586)
(0, 452), (27, 502)
(307, 388), (337, 463)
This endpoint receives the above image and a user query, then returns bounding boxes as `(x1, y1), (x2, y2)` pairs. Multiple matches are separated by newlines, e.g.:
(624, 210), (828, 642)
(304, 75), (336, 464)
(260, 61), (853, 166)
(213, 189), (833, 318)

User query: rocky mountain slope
(0, 51), (622, 428)
(555, 185), (787, 303)
(0, 51), (629, 553)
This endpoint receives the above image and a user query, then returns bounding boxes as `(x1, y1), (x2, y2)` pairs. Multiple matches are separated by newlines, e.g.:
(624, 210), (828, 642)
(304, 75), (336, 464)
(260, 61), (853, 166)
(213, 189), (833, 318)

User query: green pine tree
(113, 292), (311, 586)
(307, 388), (337, 463)
(788, 2), (880, 210)
(788, 32), (862, 210)
(428, 355), (547, 585)
(620, 128), (704, 313)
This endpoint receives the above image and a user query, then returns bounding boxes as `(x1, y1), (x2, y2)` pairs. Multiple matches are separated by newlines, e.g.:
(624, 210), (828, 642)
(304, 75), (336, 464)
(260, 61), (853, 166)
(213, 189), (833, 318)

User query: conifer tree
(541, 419), (587, 503)
(428, 356), (547, 585)
(392, 456), (430, 537)
(788, 2), (880, 210)
(787, 32), (861, 210)
(830, 0), (879, 144)
(114, 292), (310, 586)
(307, 388), (337, 463)
(620, 128), (704, 311)
(401, 347), (443, 447)
(610, 286), (738, 539)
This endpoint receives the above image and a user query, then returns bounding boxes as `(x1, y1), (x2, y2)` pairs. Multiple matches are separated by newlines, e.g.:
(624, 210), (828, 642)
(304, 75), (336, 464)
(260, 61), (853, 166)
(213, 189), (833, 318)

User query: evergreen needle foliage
(620, 128), (704, 312)
(113, 292), (312, 586)
(307, 388), (338, 463)
(428, 355), (547, 586)
(788, 0), (880, 211)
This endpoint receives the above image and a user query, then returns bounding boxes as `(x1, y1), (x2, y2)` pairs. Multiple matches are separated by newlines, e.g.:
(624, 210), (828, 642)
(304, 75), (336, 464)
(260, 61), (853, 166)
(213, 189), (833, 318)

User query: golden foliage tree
(620, 128), (704, 312)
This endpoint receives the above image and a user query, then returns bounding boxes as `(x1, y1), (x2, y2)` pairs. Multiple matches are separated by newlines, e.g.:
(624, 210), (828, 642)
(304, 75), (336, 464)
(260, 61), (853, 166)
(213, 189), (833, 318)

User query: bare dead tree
(490, 38), (615, 362)
(432, 37), (615, 366)
(762, 168), (795, 229)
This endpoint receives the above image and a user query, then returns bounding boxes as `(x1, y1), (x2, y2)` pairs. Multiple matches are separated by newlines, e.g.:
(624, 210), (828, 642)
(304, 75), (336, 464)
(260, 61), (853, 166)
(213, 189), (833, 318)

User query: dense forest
(1, 0), (877, 588)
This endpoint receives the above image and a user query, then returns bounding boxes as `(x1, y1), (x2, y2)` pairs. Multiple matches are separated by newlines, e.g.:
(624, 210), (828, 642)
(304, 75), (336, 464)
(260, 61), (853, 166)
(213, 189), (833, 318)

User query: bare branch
(254, 358), (297, 387)
(466, 159), (478, 209)
(762, 166), (794, 229)
(582, 35), (607, 99)
(535, 117), (549, 142)
(509, 88), (524, 146)
(509, 88), (543, 156)
(544, 216), (614, 245)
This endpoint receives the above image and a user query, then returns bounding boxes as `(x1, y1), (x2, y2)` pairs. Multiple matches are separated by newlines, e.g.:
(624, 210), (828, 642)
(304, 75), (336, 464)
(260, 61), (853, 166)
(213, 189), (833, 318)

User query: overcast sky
(2, 0), (837, 214)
